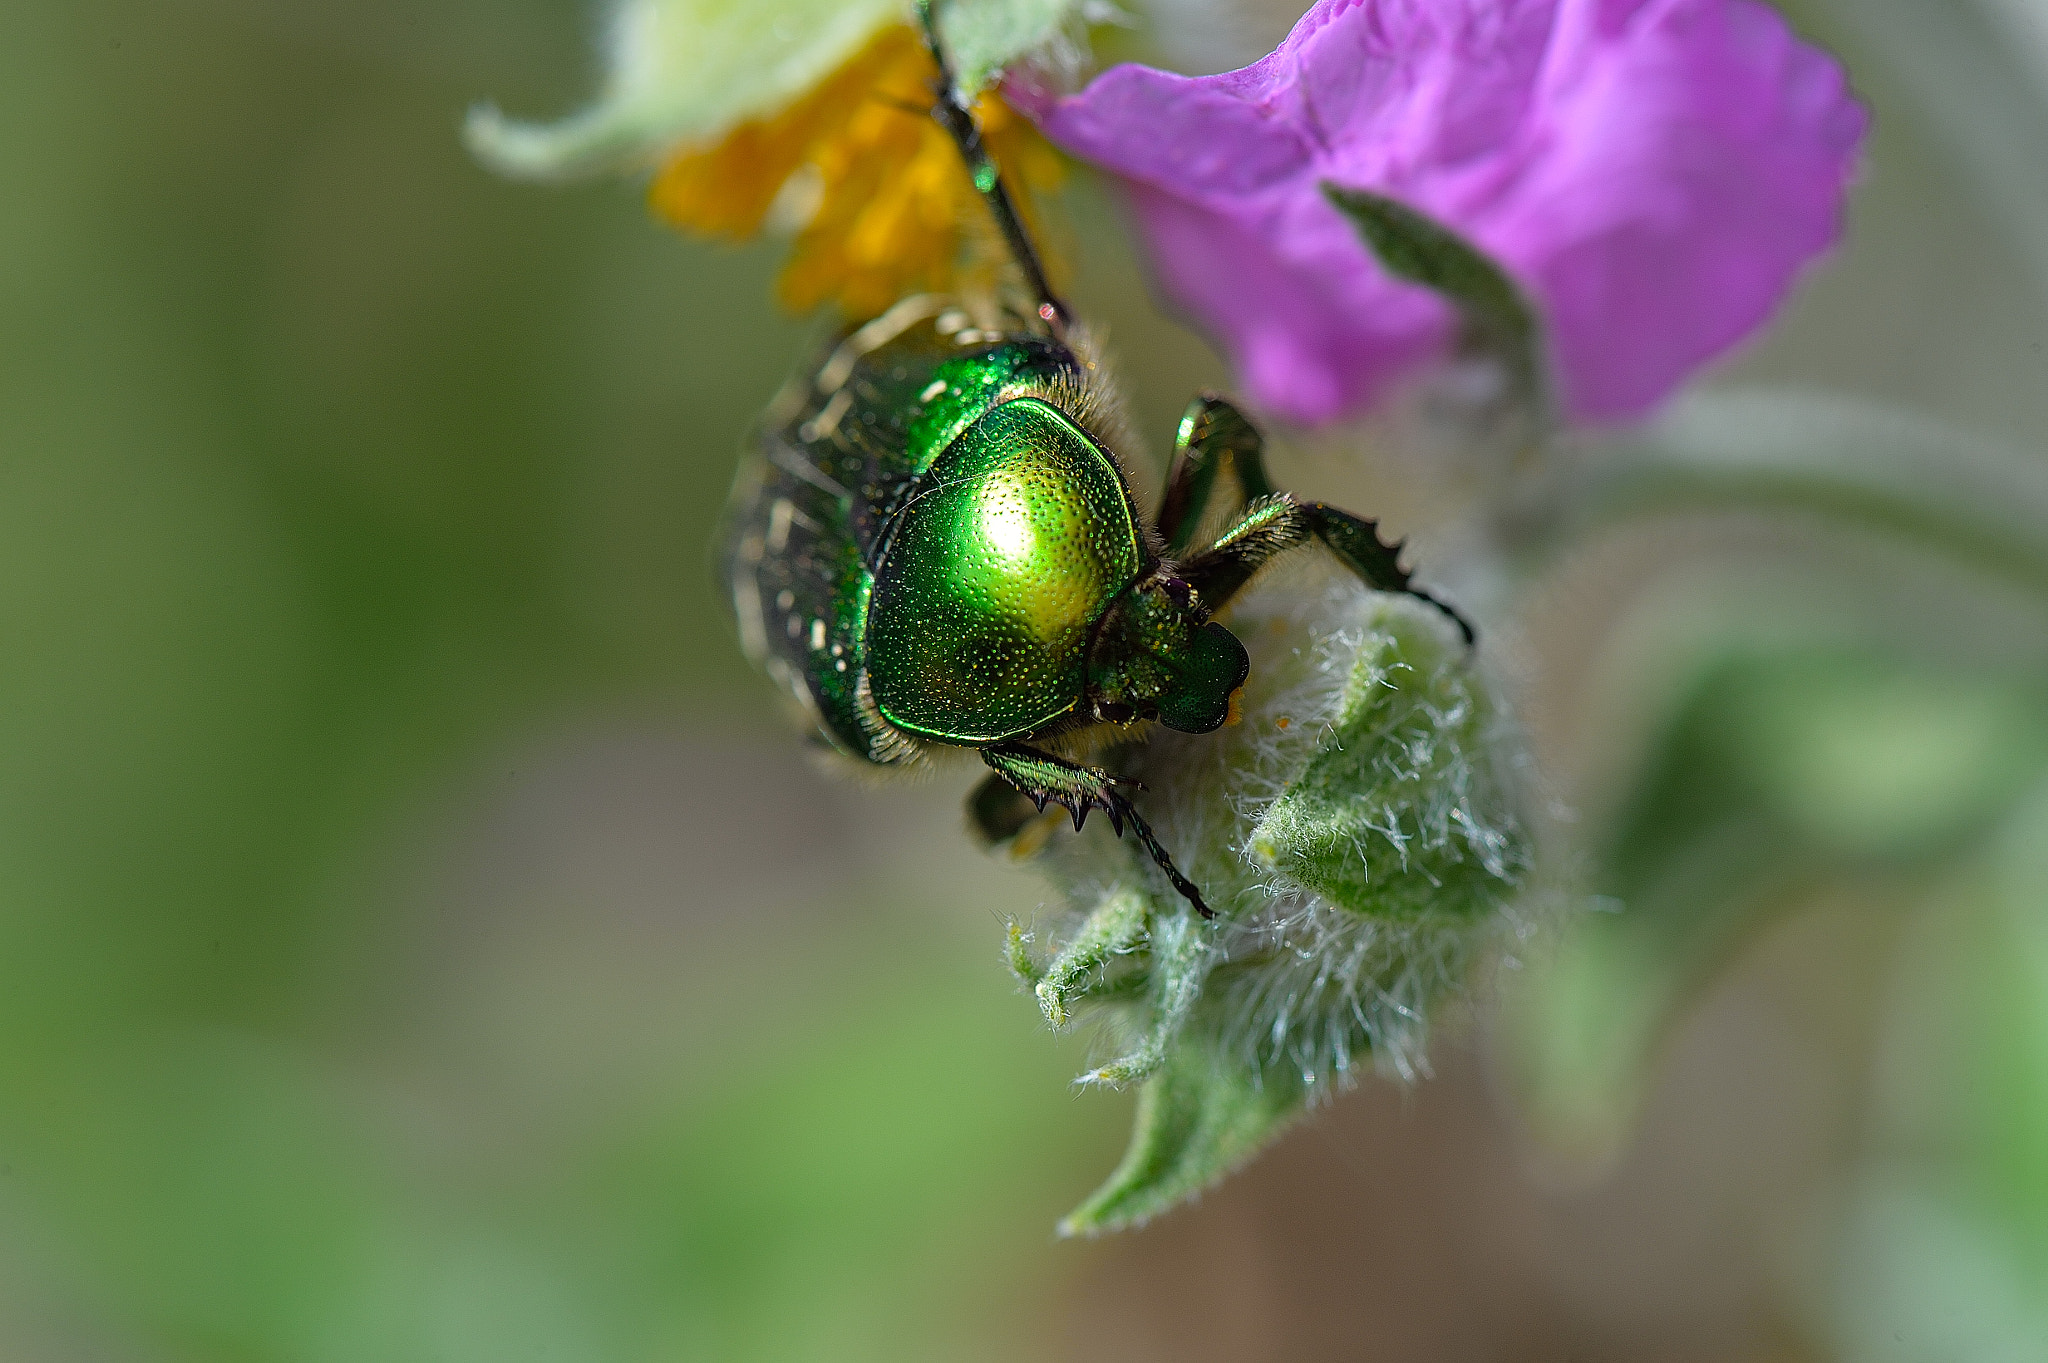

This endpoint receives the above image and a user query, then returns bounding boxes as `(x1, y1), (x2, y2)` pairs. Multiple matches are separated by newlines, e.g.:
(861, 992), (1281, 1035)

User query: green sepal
(1248, 601), (1520, 918)
(1322, 184), (1546, 414)
(938, 0), (1079, 96)
(1059, 1036), (1307, 1237)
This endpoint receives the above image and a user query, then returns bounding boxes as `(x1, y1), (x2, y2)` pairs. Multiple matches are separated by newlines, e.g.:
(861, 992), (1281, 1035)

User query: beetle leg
(915, 1), (1071, 336)
(1304, 502), (1476, 645)
(1159, 393), (1475, 642)
(1179, 495), (1476, 646)
(1157, 393), (1275, 554)
(966, 771), (1046, 847)
(1175, 494), (1315, 609)
(981, 744), (1213, 918)
(1075, 905), (1213, 1089)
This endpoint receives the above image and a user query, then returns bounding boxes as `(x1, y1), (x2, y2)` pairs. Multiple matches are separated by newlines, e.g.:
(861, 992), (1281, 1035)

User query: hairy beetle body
(724, 16), (1471, 918)
(728, 298), (1143, 763)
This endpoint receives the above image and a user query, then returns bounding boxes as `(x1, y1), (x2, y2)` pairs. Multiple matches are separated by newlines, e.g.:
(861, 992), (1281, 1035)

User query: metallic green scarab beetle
(725, 8), (1472, 917)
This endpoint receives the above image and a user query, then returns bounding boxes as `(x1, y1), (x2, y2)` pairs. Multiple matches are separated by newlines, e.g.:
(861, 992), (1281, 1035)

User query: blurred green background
(5, 1), (2048, 1359)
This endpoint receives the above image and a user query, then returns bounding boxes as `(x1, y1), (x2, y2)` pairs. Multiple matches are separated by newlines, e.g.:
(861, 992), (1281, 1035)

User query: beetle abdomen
(866, 397), (1142, 743)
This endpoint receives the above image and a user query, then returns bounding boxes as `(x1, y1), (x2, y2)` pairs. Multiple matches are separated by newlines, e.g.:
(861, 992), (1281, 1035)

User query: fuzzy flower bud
(1006, 563), (1531, 1233)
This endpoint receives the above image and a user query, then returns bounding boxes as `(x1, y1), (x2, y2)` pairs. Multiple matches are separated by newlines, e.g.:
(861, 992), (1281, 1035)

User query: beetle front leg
(1304, 502), (1475, 645)
(915, 1), (1070, 335)
(1156, 393), (1276, 553)
(966, 771), (1066, 858)
(1179, 496), (1476, 645)
(980, 743), (1214, 918)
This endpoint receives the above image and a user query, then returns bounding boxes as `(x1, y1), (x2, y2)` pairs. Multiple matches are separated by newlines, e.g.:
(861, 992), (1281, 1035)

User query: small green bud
(1247, 600), (1522, 918)
(1010, 564), (1532, 1232)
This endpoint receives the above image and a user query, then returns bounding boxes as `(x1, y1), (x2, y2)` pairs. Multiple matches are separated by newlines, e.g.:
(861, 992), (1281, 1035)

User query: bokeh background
(6, 1), (2048, 1359)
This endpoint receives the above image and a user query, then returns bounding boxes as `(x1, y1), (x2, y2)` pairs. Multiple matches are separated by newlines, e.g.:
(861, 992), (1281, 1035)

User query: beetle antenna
(916, 0), (1072, 338)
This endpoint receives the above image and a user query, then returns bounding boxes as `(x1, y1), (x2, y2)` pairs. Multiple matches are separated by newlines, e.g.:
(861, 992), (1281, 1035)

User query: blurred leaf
(1508, 387), (2048, 1164)
(1508, 643), (2048, 1158)
(1060, 1036), (1304, 1237)
(1826, 779), (2048, 1361)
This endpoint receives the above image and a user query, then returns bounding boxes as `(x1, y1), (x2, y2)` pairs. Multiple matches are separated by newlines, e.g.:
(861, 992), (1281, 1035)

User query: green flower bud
(1007, 564), (1531, 1233)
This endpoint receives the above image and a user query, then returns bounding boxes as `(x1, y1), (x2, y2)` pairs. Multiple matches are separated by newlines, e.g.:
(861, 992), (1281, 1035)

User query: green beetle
(724, 8), (1471, 917)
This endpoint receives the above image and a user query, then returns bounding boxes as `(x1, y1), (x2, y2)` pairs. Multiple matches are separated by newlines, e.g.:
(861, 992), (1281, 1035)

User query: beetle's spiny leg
(1303, 501), (1477, 646)
(1179, 495), (1476, 647)
(1159, 393), (1476, 644)
(915, 0), (1071, 336)
(981, 743), (1214, 919)
(1123, 810), (1213, 920)
(1403, 585), (1477, 647)
(1159, 393), (1276, 554)
(966, 771), (1046, 849)
(1175, 494), (1314, 610)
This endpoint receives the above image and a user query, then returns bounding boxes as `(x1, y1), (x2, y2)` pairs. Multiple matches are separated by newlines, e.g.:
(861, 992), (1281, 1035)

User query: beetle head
(1086, 573), (1249, 733)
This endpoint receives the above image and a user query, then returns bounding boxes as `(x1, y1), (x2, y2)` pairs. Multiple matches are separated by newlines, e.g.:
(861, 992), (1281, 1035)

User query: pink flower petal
(1020, 0), (1866, 426)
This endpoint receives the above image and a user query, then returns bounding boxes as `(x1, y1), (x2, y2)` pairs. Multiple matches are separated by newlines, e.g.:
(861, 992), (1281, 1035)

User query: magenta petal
(1023, 0), (1866, 427)
(1128, 182), (1455, 425)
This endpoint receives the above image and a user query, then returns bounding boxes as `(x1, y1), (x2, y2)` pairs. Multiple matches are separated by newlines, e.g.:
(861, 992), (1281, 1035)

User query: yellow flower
(647, 24), (1064, 317)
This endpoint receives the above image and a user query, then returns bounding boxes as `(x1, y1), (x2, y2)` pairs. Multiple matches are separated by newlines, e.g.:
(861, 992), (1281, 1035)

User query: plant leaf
(1323, 183), (1545, 411)
(1505, 637), (2048, 1160)
(1059, 1037), (1306, 1237)
(1825, 778), (2048, 1357)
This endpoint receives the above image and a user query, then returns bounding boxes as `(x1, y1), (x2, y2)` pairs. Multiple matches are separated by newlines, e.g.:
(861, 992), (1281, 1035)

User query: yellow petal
(650, 24), (1066, 317)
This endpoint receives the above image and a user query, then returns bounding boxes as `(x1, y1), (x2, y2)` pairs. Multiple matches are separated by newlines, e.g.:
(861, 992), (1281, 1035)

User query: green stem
(1523, 390), (2048, 602)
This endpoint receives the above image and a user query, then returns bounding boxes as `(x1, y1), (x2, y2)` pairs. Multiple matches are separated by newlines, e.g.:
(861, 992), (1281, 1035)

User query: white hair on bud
(1036, 554), (1531, 1096)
